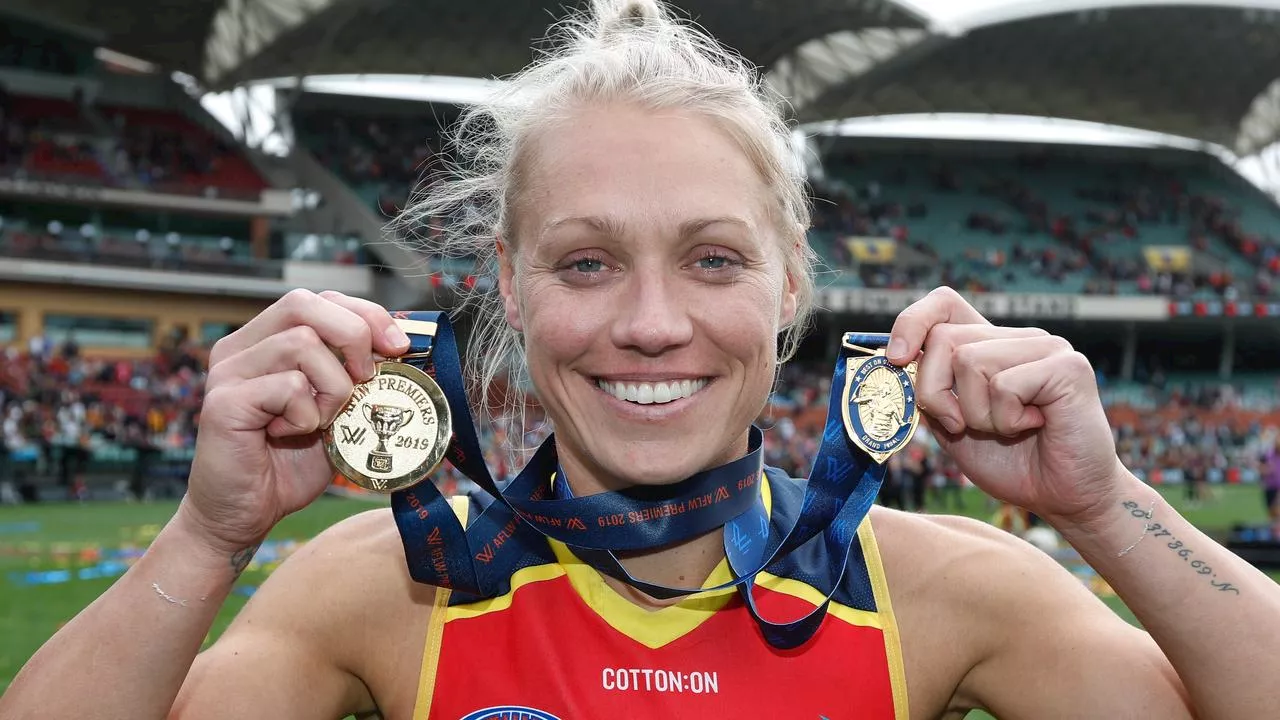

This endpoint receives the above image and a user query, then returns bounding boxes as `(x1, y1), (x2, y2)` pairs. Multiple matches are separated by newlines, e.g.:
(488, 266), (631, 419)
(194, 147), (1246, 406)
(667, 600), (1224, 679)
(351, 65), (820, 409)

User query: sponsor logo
(601, 667), (720, 694)
(460, 706), (560, 720)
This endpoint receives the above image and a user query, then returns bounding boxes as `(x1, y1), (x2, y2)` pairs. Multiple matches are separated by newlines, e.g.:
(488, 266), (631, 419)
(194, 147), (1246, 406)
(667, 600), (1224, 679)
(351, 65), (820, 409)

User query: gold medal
(324, 361), (452, 493)
(840, 341), (920, 464)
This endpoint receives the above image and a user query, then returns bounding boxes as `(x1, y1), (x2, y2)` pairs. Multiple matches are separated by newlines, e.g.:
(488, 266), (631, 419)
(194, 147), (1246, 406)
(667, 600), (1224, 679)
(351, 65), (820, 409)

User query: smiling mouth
(595, 378), (710, 405)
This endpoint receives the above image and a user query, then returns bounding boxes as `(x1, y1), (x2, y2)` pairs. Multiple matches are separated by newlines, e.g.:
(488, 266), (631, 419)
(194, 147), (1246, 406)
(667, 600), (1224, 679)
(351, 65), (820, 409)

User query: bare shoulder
(866, 507), (1179, 718)
(868, 505), (1067, 592)
(868, 505), (1108, 639)
(176, 509), (436, 718)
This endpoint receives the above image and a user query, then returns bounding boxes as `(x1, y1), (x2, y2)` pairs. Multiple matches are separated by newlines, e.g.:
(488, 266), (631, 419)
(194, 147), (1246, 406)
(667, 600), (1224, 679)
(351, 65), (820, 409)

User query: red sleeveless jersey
(412, 472), (908, 719)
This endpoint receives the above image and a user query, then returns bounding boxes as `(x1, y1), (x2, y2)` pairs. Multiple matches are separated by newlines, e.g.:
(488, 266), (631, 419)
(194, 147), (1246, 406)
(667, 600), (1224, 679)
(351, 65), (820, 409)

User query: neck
(605, 528), (727, 610)
(554, 432), (752, 610)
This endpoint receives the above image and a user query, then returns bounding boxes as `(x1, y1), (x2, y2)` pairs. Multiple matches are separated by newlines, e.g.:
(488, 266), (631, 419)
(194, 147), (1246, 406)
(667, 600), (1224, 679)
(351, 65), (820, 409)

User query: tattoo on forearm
(1121, 501), (1241, 595)
(229, 543), (260, 577)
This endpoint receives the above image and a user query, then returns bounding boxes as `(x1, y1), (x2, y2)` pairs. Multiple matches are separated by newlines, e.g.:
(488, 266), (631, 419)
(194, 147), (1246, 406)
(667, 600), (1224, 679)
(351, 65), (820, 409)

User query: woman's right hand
(178, 289), (410, 553)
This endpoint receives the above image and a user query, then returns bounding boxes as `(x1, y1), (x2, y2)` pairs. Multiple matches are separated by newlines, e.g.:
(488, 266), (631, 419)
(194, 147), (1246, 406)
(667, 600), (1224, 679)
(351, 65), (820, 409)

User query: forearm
(1051, 471), (1280, 719)
(0, 503), (255, 720)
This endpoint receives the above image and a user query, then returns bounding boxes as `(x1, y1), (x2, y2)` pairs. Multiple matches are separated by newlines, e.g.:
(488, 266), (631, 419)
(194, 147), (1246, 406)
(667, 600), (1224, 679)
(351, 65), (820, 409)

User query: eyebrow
(542, 215), (752, 239)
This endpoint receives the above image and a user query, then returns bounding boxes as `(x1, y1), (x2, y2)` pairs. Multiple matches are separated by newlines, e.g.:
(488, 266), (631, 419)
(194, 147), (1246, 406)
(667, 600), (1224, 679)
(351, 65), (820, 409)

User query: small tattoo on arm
(230, 543), (260, 577)
(1121, 501), (1242, 595)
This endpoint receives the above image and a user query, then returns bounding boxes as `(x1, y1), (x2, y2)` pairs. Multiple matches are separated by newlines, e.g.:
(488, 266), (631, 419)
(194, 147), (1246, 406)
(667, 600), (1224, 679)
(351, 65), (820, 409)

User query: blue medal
(343, 312), (919, 649)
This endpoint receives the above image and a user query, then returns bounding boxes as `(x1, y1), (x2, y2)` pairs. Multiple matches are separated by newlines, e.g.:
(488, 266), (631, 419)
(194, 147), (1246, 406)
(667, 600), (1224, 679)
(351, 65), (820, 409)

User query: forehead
(517, 104), (773, 235)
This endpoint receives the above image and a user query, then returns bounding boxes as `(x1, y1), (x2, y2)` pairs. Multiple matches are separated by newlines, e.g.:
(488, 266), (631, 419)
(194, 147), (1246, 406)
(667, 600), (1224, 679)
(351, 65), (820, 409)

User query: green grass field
(0, 484), (1275, 717)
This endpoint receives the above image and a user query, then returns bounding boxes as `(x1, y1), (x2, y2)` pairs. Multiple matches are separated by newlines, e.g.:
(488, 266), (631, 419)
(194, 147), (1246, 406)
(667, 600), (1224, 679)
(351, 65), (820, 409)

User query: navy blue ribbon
(388, 311), (895, 649)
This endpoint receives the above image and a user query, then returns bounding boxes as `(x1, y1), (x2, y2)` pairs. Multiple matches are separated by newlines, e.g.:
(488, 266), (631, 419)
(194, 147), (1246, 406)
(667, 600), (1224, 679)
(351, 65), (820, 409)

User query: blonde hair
(396, 0), (818, 421)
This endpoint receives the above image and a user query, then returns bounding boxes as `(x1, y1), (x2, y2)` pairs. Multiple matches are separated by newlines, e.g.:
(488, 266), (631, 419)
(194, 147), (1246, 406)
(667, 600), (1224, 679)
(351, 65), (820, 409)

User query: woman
(5, 2), (1279, 718)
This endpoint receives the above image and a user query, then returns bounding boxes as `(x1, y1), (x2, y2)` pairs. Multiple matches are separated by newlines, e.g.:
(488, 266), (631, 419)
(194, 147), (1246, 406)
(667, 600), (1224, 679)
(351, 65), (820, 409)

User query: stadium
(3, 0), (1280, 716)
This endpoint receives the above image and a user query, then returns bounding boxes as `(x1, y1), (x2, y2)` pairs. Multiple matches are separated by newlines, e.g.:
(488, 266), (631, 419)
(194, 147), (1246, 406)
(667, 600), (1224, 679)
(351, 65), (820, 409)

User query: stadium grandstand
(2, 0), (1280, 542)
(8, 0), (1280, 707)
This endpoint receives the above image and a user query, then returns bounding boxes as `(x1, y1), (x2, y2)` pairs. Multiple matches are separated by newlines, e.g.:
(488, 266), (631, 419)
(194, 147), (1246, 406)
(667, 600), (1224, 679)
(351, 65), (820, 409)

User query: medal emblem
(324, 361), (452, 493)
(841, 345), (919, 464)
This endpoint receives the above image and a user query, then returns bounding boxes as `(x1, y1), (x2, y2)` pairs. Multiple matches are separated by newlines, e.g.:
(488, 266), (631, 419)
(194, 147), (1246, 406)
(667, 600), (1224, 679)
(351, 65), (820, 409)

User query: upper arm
(946, 519), (1192, 719)
(171, 509), (433, 720)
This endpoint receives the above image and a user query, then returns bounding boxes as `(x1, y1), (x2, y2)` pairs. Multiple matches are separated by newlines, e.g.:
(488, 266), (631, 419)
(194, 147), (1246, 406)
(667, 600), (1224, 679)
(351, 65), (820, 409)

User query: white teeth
(596, 378), (708, 405)
(653, 383), (672, 404)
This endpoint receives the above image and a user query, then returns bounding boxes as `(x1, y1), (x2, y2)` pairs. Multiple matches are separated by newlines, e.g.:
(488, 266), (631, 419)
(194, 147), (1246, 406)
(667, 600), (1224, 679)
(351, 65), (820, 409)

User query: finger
(953, 335), (1072, 434)
(988, 352), (1095, 436)
(316, 290), (409, 357)
(206, 325), (355, 426)
(262, 370), (324, 438)
(203, 370), (321, 438)
(888, 287), (989, 364)
(210, 289), (378, 378)
(915, 324), (1048, 434)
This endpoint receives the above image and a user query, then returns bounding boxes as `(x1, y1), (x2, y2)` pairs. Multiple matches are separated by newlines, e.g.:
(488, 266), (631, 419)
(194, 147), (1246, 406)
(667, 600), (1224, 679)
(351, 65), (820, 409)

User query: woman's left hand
(888, 287), (1126, 524)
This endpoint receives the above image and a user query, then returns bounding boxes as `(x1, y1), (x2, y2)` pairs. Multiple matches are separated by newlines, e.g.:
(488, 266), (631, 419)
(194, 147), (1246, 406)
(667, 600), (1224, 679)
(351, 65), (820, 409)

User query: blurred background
(4, 0), (1280, 713)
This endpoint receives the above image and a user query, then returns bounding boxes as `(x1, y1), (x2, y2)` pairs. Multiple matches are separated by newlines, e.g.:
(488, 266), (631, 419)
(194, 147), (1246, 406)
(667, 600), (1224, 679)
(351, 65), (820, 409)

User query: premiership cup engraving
(362, 403), (414, 473)
(324, 362), (452, 493)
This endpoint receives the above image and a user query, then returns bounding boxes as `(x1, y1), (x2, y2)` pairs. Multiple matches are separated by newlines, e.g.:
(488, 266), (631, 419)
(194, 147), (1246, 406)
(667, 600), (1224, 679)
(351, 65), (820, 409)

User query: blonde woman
(6, 2), (1278, 718)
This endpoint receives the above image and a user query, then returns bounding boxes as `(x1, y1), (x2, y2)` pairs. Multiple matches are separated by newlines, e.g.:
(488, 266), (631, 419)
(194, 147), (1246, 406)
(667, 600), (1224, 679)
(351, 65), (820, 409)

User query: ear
(496, 237), (524, 332)
(779, 239), (801, 328)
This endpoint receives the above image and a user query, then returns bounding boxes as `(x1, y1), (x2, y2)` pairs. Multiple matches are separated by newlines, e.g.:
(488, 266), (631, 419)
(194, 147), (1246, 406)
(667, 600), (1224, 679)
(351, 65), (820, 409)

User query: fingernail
(942, 416), (963, 434)
(385, 325), (410, 349)
(888, 337), (907, 360)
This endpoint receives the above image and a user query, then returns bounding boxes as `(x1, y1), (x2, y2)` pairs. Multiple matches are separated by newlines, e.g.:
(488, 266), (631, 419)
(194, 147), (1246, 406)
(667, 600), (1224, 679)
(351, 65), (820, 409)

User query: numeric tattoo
(1121, 501), (1241, 595)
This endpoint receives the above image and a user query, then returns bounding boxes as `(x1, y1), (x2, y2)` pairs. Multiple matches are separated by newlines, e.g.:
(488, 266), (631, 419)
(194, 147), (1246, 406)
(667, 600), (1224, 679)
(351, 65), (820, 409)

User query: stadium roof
(2, 0), (222, 76)
(788, 1), (1280, 156)
(199, 0), (929, 90)
(14, 0), (1280, 156)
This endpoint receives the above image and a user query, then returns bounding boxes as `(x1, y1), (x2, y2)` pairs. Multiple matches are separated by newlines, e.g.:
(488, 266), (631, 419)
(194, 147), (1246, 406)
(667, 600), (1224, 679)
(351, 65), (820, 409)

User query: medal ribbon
(387, 311), (902, 649)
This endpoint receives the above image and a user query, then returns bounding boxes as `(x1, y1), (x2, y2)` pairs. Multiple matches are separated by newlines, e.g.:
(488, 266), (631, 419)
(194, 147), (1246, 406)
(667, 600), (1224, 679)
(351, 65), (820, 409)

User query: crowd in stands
(766, 360), (1280, 498)
(0, 85), (267, 199)
(5, 335), (1280, 520)
(105, 106), (265, 198)
(0, 86), (102, 181)
(809, 151), (1280, 299)
(0, 334), (203, 501)
(295, 112), (441, 218)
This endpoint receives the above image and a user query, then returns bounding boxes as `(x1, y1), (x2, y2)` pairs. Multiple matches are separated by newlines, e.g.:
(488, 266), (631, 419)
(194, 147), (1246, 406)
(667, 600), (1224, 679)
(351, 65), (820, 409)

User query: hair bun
(597, 0), (661, 39)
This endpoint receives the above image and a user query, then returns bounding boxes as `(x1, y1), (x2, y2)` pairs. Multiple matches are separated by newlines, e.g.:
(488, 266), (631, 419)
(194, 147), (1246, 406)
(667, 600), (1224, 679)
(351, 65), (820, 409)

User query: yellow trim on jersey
(548, 537), (738, 649)
(412, 495), (470, 720)
(445, 563), (566, 621)
(754, 570), (884, 630)
(861, 515), (910, 720)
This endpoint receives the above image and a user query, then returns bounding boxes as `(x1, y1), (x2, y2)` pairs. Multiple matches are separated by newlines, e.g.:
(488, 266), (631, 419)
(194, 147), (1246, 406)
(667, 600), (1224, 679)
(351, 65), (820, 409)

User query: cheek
(696, 275), (783, 362)
(517, 279), (608, 365)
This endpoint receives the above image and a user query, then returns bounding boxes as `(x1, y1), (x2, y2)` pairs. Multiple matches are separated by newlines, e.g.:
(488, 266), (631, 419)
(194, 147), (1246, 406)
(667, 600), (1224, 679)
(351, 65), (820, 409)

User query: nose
(610, 264), (694, 356)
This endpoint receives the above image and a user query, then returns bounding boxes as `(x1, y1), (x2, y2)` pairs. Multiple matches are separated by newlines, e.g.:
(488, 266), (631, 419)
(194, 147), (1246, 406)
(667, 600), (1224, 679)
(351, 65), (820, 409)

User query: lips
(595, 378), (709, 405)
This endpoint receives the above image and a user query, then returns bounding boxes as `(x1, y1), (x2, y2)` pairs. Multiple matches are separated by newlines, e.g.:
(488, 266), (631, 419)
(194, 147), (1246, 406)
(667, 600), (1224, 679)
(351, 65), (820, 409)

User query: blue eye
(572, 258), (605, 273)
(697, 255), (731, 270)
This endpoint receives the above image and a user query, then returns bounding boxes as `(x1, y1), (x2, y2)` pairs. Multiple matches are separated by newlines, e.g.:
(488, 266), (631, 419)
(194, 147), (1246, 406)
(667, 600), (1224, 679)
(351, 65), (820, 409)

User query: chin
(589, 437), (723, 487)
